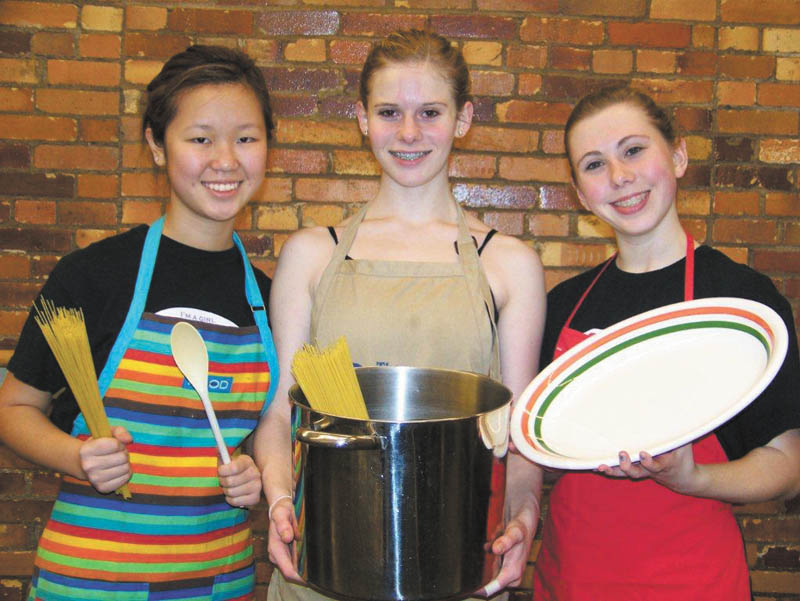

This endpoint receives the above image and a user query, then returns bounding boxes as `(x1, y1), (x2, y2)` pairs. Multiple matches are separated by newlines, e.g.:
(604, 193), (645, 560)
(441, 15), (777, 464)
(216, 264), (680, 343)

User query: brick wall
(1, 1), (799, 599)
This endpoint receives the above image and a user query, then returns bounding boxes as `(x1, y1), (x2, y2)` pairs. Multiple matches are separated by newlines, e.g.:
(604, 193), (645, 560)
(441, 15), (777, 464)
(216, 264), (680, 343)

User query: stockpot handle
(295, 426), (382, 450)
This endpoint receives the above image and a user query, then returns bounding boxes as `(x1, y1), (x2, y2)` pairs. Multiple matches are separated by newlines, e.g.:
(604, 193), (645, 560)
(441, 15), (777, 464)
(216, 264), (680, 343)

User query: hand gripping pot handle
(295, 426), (382, 450)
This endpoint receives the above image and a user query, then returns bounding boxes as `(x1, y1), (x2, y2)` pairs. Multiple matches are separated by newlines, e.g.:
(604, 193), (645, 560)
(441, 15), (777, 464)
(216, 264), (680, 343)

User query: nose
(608, 159), (634, 186)
(397, 114), (422, 143)
(211, 142), (238, 171)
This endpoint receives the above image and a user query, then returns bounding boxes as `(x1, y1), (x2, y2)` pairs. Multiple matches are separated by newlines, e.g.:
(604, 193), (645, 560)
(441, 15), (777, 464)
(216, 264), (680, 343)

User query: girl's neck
(614, 218), (688, 273)
(368, 172), (457, 225)
(162, 207), (236, 251)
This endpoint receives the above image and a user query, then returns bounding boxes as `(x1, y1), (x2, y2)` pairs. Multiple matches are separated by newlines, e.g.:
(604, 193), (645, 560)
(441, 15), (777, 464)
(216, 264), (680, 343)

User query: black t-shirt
(8, 225), (272, 432)
(540, 245), (800, 461)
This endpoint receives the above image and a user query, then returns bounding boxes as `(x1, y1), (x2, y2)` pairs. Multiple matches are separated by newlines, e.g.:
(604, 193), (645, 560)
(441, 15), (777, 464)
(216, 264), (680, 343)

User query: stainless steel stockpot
(290, 366), (512, 601)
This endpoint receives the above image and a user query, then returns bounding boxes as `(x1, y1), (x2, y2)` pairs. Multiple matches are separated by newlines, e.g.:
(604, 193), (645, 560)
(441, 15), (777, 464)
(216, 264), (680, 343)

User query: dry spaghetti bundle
(292, 337), (369, 419)
(34, 299), (132, 499)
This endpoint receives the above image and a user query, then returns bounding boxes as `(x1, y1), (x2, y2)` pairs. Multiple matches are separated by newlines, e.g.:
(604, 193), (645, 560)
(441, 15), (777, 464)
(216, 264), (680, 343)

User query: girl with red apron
(534, 233), (750, 600)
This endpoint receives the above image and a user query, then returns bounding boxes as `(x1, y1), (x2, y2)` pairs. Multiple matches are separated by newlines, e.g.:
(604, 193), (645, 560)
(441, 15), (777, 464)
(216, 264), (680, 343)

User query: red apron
(534, 234), (751, 601)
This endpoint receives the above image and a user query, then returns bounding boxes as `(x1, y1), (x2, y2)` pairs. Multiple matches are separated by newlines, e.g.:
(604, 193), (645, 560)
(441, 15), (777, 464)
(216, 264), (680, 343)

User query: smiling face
(145, 82), (267, 243)
(567, 102), (688, 242)
(356, 61), (472, 191)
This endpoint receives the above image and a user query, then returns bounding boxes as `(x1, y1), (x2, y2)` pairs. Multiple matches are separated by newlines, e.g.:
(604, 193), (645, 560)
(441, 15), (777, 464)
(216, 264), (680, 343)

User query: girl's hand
(218, 454), (262, 508)
(79, 425), (132, 494)
(597, 443), (700, 494)
(487, 497), (539, 590)
(268, 499), (302, 582)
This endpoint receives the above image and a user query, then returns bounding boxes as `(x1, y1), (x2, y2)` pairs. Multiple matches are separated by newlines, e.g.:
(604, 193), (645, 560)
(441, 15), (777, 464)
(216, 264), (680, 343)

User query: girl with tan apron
(268, 201), (501, 601)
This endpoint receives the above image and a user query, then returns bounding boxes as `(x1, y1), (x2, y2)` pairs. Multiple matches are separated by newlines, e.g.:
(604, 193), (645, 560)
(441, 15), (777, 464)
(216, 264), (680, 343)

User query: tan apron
(269, 201), (502, 601)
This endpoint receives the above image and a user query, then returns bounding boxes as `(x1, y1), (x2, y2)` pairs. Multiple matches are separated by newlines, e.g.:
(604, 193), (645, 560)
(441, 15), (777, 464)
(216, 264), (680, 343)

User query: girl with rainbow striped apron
(0, 45), (280, 600)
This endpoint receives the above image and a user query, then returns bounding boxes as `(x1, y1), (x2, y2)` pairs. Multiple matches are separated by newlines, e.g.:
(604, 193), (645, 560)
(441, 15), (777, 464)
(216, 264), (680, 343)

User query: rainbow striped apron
(28, 218), (279, 601)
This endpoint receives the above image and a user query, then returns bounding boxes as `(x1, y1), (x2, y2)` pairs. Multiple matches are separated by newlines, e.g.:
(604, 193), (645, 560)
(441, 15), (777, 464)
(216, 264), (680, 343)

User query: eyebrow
(372, 101), (448, 109)
(576, 134), (651, 165)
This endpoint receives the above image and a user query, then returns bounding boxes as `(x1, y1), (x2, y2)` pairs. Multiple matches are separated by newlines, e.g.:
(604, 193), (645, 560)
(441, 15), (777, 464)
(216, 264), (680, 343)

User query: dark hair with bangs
(142, 45), (274, 146)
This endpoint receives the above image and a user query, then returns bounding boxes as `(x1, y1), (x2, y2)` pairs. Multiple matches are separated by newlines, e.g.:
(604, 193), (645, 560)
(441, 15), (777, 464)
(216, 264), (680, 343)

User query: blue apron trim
(97, 216), (165, 398)
(96, 217), (278, 412)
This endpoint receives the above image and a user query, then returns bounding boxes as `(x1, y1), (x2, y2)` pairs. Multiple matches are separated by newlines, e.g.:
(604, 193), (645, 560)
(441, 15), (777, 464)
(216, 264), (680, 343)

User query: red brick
(398, 0), (471, 7)
(506, 44), (547, 69)
(452, 183), (538, 209)
(251, 177), (292, 203)
(517, 73), (542, 96)
(80, 119), (118, 143)
(677, 51), (717, 77)
(561, 0), (645, 16)
(431, 15), (517, 40)
(124, 32), (192, 60)
(632, 78), (713, 104)
(448, 153), (496, 179)
(260, 67), (339, 93)
(482, 211), (524, 235)
(77, 174), (118, 199)
(675, 107), (712, 132)
(0, 228), (72, 253)
(256, 10), (339, 35)
(36, 89), (119, 116)
(497, 100), (573, 125)
(521, 17), (604, 45)
(330, 40), (371, 65)
(765, 192), (800, 217)
(272, 93), (319, 118)
(0, 255), (30, 279)
(692, 25), (716, 49)
(57, 201), (117, 226)
(541, 130), (564, 154)
(47, 59), (120, 87)
(78, 33), (120, 59)
(718, 81), (756, 106)
(276, 119), (361, 147)
(0, 2), (78, 28)
(636, 49), (677, 74)
(15, 200), (56, 225)
(651, 0), (715, 20)
(0, 87), (33, 112)
(332, 150), (380, 175)
(713, 191), (760, 216)
(718, 110), (797, 135)
(0, 29), (30, 54)
(0, 58), (37, 84)
(340, 13), (427, 36)
(244, 39), (279, 64)
(713, 219), (779, 245)
(551, 46), (592, 71)
(720, 55), (776, 79)
(529, 213), (569, 237)
(295, 178), (378, 203)
(30, 32), (74, 56)
(123, 143), (154, 169)
(759, 83), (800, 108)
(0, 143), (30, 168)
(754, 250), (800, 274)
(34, 145), (118, 171)
(121, 200), (163, 224)
(0, 173), (73, 198)
(121, 173), (169, 198)
(721, 0), (800, 25)
(126, 6), (167, 31)
(608, 22), (691, 48)
(540, 184), (580, 210)
(268, 149), (327, 174)
(593, 49), (633, 74)
(499, 156), (570, 183)
(0, 115), (76, 141)
(473, 70), (515, 96)
(168, 9), (252, 34)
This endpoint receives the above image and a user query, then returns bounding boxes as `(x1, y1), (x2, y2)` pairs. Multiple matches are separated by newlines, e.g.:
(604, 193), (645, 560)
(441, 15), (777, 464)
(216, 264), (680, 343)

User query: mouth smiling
(203, 181), (240, 192)
(613, 191), (648, 209)
(389, 150), (431, 161)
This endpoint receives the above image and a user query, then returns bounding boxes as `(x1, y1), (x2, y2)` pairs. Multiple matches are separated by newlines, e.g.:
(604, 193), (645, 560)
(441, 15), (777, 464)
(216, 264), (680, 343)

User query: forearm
(254, 404), (294, 505)
(506, 451), (543, 524)
(689, 431), (800, 504)
(0, 404), (85, 478)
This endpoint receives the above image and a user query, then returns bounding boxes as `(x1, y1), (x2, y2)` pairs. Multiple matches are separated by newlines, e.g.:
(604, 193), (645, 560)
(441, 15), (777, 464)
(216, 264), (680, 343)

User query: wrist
(268, 493), (293, 520)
